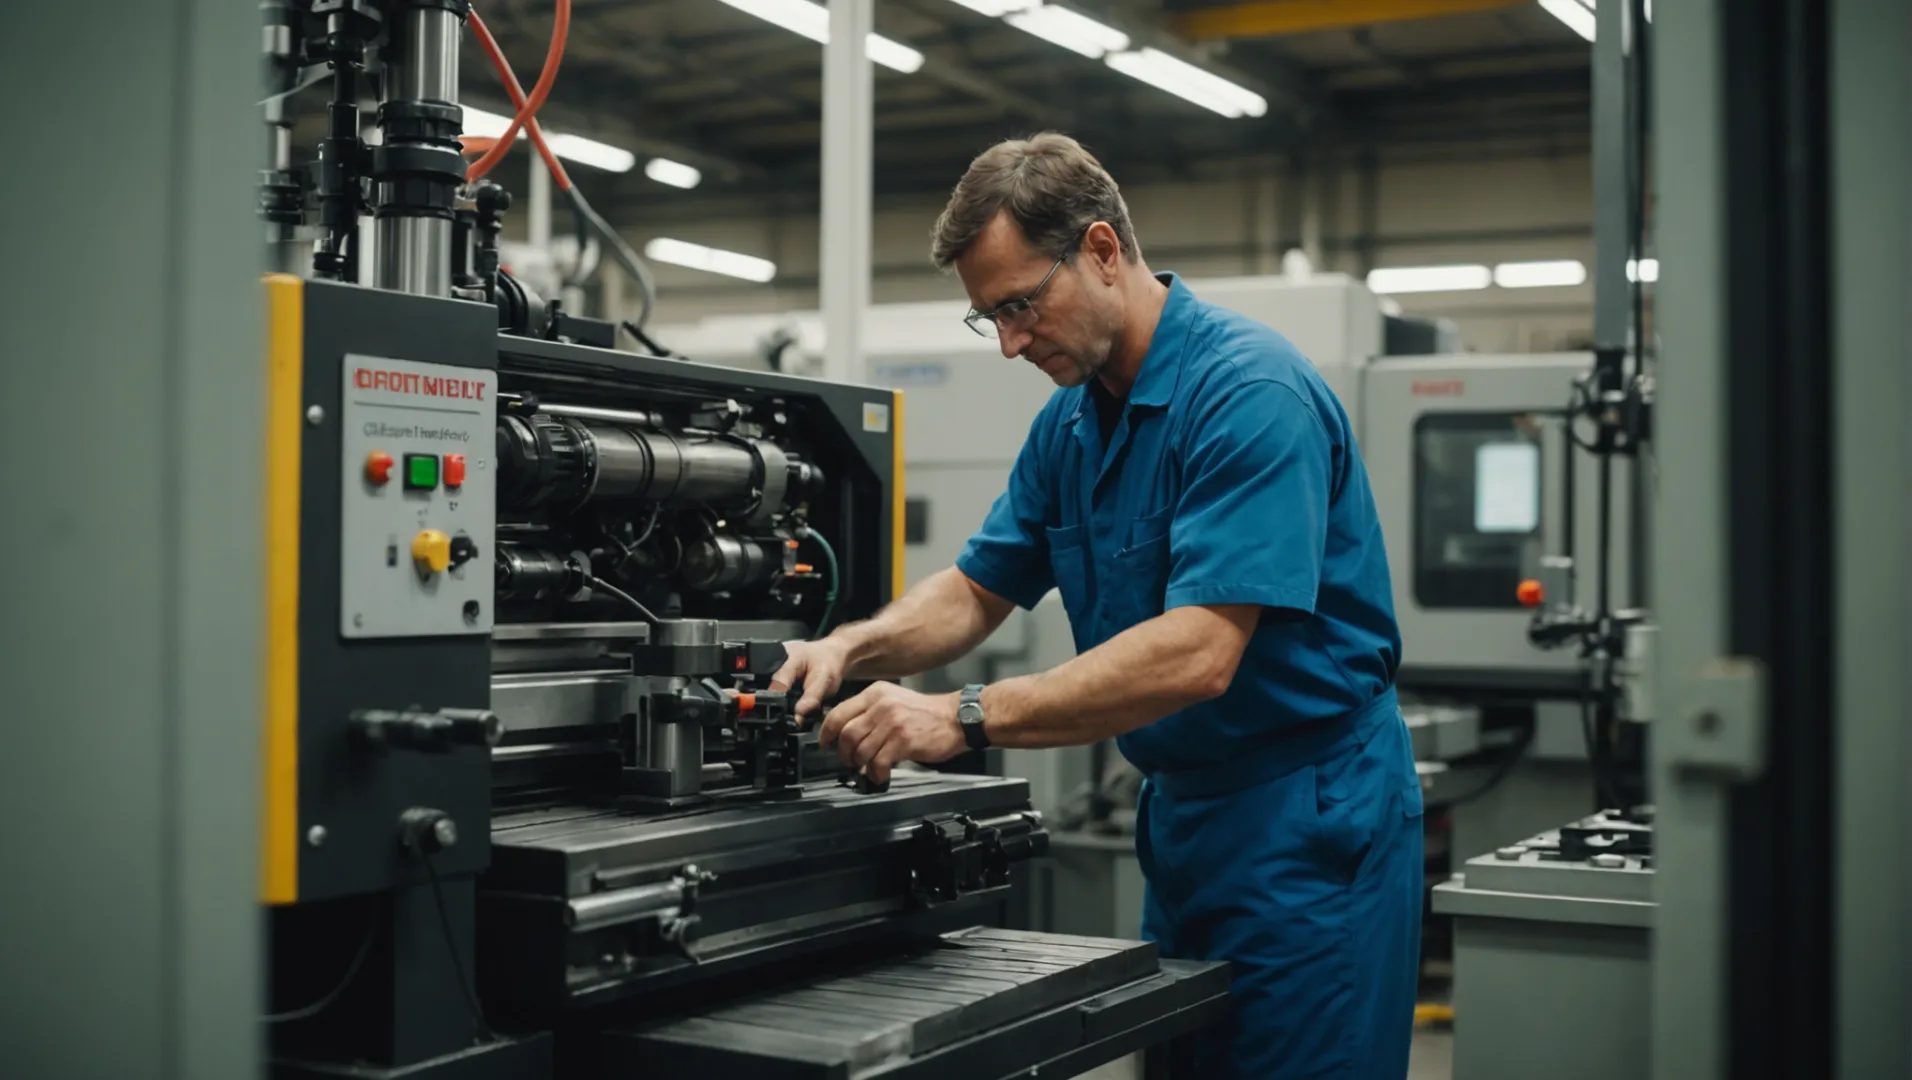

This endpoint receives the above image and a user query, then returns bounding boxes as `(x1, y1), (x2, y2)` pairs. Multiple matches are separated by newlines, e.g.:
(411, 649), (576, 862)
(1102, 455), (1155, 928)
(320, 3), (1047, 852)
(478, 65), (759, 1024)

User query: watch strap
(959, 683), (989, 750)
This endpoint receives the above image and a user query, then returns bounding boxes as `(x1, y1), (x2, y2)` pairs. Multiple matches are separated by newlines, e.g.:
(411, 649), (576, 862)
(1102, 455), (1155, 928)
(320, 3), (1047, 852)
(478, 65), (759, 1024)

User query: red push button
(365, 450), (394, 486)
(444, 454), (467, 489)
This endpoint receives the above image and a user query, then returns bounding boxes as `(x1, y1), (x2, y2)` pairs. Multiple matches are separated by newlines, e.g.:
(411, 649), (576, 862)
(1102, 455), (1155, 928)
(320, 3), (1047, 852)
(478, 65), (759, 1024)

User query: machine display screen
(1474, 442), (1540, 533)
(1413, 413), (1545, 609)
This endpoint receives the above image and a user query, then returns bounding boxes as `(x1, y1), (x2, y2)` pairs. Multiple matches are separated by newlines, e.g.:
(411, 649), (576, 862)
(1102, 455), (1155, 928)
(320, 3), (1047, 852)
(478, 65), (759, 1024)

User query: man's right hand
(769, 637), (853, 723)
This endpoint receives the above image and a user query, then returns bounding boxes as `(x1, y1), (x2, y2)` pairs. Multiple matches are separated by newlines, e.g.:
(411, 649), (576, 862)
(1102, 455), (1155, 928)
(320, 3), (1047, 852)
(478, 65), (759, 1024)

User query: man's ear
(1082, 221), (1123, 282)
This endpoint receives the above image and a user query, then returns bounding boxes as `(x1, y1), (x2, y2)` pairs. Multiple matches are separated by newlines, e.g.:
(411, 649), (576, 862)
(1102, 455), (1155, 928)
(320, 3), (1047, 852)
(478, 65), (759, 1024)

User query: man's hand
(769, 638), (854, 721)
(817, 682), (967, 787)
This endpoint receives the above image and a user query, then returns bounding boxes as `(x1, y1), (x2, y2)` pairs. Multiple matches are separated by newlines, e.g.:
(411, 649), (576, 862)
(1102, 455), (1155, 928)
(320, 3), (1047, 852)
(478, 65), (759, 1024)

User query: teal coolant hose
(806, 528), (840, 638)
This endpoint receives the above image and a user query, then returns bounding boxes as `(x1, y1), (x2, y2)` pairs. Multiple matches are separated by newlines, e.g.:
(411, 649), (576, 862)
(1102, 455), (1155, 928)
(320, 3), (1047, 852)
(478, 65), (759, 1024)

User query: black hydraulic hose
(565, 184), (657, 330)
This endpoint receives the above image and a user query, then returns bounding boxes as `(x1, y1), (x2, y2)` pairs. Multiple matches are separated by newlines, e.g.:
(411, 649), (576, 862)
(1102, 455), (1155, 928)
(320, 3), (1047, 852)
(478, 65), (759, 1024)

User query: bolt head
(1591, 853), (1627, 869)
(1495, 845), (1527, 861)
(307, 825), (328, 848)
(305, 404), (325, 426)
(432, 817), (459, 848)
(1695, 710), (1722, 735)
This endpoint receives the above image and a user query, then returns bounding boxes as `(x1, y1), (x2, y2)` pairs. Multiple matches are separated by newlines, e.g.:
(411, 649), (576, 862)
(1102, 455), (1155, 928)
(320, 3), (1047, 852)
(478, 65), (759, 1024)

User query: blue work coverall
(957, 274), (1423, 1079)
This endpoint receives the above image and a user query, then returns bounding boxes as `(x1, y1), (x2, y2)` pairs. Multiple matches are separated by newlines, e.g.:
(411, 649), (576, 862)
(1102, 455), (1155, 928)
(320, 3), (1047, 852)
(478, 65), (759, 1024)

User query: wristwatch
(958, 684), (990, 750)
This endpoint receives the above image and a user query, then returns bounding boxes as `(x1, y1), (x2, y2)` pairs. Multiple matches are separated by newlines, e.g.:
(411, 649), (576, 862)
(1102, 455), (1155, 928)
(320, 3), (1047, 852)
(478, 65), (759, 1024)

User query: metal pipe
(375, 216), (454, 296)
(392, 6), (460, 104)
(375, 3), (463, 296)
(567, 880), (688, 933)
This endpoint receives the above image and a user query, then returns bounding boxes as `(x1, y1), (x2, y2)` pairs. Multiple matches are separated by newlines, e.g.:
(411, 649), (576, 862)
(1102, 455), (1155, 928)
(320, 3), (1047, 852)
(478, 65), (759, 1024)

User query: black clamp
(350, 707), (504, 753)
(660, 864), (717, 963)
(839, 770), (889, 796)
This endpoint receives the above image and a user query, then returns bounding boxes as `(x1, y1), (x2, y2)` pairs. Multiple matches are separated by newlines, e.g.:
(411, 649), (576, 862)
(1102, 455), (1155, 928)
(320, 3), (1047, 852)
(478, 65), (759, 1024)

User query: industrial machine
(1431, 810), (1654, 1080)
(254, 3), (1228, 1078)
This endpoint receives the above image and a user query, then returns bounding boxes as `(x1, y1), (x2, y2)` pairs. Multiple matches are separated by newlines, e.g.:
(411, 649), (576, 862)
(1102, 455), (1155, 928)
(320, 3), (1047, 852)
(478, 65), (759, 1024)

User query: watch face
(959, 703), (983, 723)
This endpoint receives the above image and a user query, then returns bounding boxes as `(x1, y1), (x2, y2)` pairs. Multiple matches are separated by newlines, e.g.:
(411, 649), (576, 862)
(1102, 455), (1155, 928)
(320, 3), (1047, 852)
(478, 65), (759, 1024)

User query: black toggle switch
(449, 532), (479, 569)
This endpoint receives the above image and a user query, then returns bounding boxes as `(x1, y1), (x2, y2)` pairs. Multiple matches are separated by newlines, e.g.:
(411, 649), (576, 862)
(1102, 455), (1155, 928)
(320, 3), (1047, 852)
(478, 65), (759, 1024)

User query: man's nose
(998, 325), (1030, 360)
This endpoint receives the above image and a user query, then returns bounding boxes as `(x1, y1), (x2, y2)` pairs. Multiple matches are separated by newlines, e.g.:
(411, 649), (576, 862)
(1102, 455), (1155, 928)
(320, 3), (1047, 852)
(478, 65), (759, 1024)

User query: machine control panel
(339, 354), (495, 638)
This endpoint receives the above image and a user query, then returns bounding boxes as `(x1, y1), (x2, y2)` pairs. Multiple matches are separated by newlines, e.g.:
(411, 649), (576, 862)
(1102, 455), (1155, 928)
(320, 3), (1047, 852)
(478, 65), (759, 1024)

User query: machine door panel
(1363, 354), (1631, 690)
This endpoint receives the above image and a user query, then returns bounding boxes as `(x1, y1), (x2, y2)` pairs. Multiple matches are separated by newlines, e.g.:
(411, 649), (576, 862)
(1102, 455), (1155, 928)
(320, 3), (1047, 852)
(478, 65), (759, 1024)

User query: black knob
(449, 533), (479, 568)
(399, 807), (458, 858)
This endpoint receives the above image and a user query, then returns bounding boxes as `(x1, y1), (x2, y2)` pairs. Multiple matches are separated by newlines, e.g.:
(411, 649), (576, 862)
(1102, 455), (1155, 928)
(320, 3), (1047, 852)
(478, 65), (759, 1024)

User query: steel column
(1831, 0), (1912, 1074)
(1649, 0), (1731, 1076)
(1591, 0), (1631, 352)
(0, 1), (264, 1076)
(821, 0), (873, 384)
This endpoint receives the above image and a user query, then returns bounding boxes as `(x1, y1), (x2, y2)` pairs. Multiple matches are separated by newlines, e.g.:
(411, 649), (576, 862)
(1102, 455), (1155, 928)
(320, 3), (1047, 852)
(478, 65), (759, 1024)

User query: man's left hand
(816, 682), (968, 787)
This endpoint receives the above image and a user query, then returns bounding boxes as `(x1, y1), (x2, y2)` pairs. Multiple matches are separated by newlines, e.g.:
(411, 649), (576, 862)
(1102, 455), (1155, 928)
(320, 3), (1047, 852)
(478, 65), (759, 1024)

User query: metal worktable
(1431, 810), (1654, 1080)
(578, 927), (1230, 1079)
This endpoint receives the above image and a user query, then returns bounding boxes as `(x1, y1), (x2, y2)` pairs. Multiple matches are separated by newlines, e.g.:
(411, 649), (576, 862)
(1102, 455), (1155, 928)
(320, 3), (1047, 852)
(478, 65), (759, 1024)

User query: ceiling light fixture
(715, 0), (925, 74)
(1005, 4), (1130, 59)
(948, 0), (1034, 14)
(644, 238), (777, 283)
(1105, 47), (1267, 118)
(644, 158), (703, 189)
(1366, 264), (1493, 294)
(1538, 0), (1596, 41)
(1494, 259), (1588, 288)
(463, 106), (636, 172)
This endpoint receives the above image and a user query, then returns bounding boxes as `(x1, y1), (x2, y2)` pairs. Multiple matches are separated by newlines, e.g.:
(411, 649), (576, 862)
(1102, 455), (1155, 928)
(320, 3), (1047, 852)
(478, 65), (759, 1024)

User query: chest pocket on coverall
(1107, 508), (1173, 629)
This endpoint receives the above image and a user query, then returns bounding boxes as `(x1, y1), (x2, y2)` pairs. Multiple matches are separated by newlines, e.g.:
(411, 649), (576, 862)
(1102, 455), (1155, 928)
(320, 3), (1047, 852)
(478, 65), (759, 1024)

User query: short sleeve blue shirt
(955, 274), (1402, 774)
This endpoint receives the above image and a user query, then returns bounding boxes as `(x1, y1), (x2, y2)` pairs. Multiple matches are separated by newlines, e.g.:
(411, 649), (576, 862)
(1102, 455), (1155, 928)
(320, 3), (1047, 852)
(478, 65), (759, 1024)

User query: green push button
(403, 453), (439, 491)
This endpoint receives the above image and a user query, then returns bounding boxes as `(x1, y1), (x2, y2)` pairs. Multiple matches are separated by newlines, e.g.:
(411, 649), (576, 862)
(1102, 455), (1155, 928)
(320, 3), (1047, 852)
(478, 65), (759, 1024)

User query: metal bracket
(1664, 656), (1767, 780)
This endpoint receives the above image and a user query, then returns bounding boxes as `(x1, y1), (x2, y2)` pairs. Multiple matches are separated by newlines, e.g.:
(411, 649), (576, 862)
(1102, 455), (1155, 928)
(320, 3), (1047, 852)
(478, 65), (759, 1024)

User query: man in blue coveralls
(772, 133), (1422, 1078)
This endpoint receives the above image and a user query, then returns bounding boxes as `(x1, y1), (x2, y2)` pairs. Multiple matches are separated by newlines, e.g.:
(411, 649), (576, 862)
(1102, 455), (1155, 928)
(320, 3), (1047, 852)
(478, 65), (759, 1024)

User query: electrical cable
(1429, 723), (1537, 810)
(423, 856), (496, 1043)
(621, 321), (681, 358)
(465, 0), (570, 184)
(804, 528), (841, 637)
(261, 917), (378, 1023)
(589, 575), (662, 624)
(258, 65), (333, 107)
(470, 7), (660, 329)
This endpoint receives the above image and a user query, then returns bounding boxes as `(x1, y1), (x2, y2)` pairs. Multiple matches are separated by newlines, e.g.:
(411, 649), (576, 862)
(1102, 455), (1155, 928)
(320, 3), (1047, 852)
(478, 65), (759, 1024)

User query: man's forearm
(832, 567), (1010, 679)
(980, 604), (1258, 749)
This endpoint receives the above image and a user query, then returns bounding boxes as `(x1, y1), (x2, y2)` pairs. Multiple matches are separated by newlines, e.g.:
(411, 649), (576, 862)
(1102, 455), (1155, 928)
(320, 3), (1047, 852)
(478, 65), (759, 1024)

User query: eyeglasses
(963, 250), (1070, 339)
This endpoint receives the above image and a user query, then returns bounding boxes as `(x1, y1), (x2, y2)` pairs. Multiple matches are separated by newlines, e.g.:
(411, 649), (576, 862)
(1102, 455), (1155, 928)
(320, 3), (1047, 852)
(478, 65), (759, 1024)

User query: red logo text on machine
(1411, 379), (1466, 396)
(354, 367), (489, 401)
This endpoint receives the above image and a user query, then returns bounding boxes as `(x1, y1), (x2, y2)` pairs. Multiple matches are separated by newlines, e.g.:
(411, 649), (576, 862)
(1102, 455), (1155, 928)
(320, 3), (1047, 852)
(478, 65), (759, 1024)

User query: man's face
(954, 211), (1120, 388)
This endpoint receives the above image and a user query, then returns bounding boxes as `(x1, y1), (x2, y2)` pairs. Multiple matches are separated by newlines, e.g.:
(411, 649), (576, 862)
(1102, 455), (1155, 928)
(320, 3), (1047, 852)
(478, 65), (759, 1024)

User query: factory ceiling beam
(1168, 0), (1527, 40)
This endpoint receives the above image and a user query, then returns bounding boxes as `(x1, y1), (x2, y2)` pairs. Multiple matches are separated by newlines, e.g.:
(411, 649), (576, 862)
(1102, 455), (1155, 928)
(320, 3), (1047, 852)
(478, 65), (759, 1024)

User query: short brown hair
(930, 132), (1140, 269)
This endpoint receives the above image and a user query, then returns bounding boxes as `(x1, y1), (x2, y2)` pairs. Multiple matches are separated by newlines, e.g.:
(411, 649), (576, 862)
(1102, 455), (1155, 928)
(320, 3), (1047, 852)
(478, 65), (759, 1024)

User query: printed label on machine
(339, 354), (497, 639)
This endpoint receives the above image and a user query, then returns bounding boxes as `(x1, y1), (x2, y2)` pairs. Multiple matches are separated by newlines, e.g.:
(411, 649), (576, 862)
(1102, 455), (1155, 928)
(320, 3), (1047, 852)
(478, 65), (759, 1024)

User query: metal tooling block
(1433, 809), (1654, 928)
(1404, 705), (1484, 761)
(586, 929), (1230, 1080)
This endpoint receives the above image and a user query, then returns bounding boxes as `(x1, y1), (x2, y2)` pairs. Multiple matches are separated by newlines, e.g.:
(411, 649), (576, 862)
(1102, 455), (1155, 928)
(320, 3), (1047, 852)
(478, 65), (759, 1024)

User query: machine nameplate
(339, 353), (496, 638)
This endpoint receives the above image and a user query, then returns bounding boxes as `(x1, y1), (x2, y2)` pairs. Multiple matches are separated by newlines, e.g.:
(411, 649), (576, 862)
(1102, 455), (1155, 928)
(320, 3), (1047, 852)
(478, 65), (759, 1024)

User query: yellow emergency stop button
(411, 529), (452, 574)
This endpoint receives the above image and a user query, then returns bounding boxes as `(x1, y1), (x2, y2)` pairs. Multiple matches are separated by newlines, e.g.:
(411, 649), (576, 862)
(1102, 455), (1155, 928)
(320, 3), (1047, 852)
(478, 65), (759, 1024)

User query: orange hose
(465, 0), (570, 184)
(459, 135), (500, 155)
(469, 9), (572, 191)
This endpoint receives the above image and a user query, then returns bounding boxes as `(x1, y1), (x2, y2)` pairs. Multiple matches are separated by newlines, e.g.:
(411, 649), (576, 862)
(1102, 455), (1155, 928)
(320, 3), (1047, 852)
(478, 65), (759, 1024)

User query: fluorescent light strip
(1538, 0), (1596, 41)
(1627, 257), (1660, 283)
(1366, 264), (1493, 294)
(1494, 259), (1587, 288)
(463, 107), (636, 172)
(1106, 47), (1267, 118)
(949, 0), (1033, 13)
(645, 158), (703, 189)
(716, 0), (925, 73)
(644, 238), (777, 283)
(1005, 4), (1129, 60)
